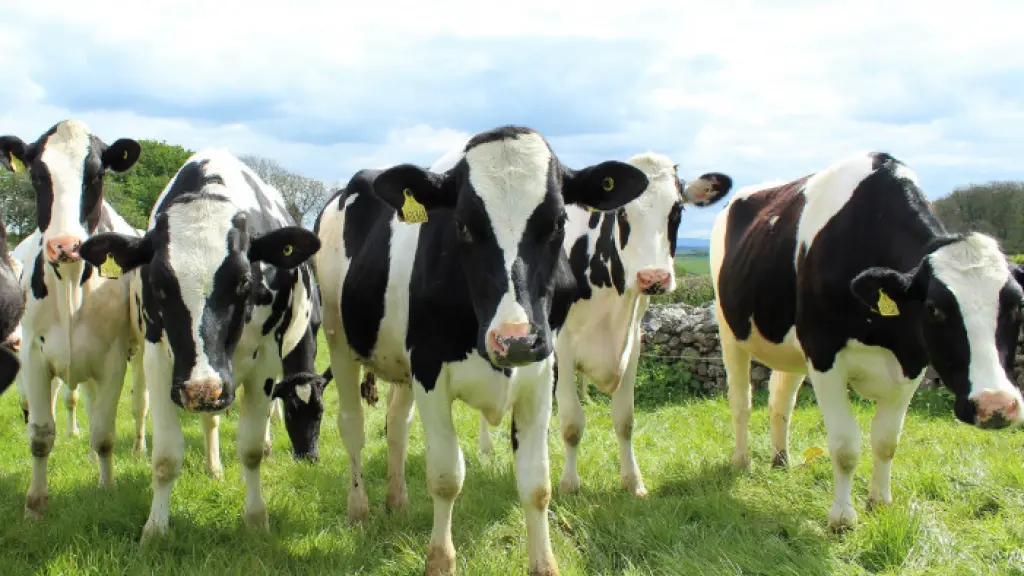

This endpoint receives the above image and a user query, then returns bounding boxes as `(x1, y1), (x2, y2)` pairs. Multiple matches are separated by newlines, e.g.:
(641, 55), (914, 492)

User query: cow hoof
(424, 541), (456, 575)
(68, 427), (80, 439)
(207, 463), (224, 481)
(133, 438), (147, 455)
(827, 504), (858, 533)
(244, 505), (270, 531)
(770, 451), (789, 469)
(529, 562), (560, 576)
(621, 475), (648, 498)
(24, 492), (48, 519)
(867, 490), (892, 511)
(348, 490), (370, 522)
(140, 520), (167, 544)
(731, 452), (750, 471)
(386, 488), (409, 512)
(558, 473), (581, 495)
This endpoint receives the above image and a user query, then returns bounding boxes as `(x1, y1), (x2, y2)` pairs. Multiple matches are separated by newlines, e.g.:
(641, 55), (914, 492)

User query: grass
(2, 336), (1024, 576)
(674, 251), (711, 277)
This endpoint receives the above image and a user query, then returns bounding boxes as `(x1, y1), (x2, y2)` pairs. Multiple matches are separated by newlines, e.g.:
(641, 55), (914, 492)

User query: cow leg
(415, 382), (463, 576)
(141, 346), (184, 542)
(809, 367), (860, 532)
(202, 414), (223, 480)
(86, 368), (125, 489)
(868, 382), (918, 510)
(332, 352), (369, 521)
(386, 382), (415, 512)
(63, 381), (80, 438)
(721, 332), (753, 469)
(512, 362), (559, 576)
(130, 352), (149, 455)
(237, 378), (272, 531)
(263, 402), (275, 458)
(612, 327), (646, 496)
(476, 412), (495, 457)
(555, 337), (584, 494)
(768, 371), (806, 468)
(23, 345), (55, 520)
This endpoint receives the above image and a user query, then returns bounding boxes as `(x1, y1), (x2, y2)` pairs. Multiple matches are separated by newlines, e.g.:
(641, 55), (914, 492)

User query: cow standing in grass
(0, 120), (149, 519)
(709, 151), (1024, 531)
(473, 152), (733, 497)
(315, 125), (650, 575)
(78, 148), (321, 540)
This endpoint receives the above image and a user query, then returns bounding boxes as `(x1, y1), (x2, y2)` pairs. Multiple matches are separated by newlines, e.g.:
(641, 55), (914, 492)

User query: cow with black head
(78, 148), (321, 541)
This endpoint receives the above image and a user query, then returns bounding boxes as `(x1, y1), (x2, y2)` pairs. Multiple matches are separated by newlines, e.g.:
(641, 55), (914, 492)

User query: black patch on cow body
(587, 211), (601, 229)
(30, 252), (47, 300)
(567, 236), (593, 301)
(667, 202), (683, 258)
(49, 262), (61, 280)
(339, 191), (393, 361)
(79, 262), (92, 285)
(616, 209), (631, 250)
(588, 215), (626, 295)
(464, 126), (539, 152)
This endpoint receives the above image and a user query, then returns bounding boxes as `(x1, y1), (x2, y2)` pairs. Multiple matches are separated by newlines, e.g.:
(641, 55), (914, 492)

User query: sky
(2, 0), (1022, 239)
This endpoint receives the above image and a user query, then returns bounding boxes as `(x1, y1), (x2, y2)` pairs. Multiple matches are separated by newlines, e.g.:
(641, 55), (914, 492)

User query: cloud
(2, 0), (1023, 239)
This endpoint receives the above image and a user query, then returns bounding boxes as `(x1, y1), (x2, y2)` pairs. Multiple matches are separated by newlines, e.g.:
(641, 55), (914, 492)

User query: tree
(239, 155), (329, 226)
(0, 170), (36, 246)
(105, 139), (195, 229)
(932, 180), (1024, 254)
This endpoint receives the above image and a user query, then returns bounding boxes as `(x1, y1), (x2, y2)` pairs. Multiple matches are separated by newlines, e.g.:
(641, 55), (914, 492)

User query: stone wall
(639, 302), (1024, 395)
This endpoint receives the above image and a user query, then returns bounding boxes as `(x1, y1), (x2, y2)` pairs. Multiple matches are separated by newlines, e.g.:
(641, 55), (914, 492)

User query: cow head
(851, 232), (1024, 429)
(0, 219), (24, 396)
(78, 195), (321, 412)
(616, 153), (732, 295)
(267, 370), (330, 461)
(366, 126), (650, 368)
(0, 120), (140, 265)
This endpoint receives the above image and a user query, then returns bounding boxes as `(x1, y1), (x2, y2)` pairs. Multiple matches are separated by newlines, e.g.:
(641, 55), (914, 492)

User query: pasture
(674, 251), (712, 277)
(1, 333), (1023, 575)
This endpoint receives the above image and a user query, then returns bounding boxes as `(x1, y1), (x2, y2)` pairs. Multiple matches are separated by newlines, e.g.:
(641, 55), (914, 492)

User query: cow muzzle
(45, 234), (83, 264)
(973, 389), (1022, 430)
(487, 322), (541, 367)
(174, 377), (233, 412)
(636, 268), (671, 295)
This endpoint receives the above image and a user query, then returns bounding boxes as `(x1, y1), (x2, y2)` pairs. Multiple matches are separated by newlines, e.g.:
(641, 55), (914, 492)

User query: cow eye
(551, 213), (567, 240)
(926, 302), (945, 322)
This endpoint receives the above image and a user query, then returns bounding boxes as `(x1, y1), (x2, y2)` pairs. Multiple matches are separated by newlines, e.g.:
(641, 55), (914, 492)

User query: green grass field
(675, 252), (711, 277)
(1, 336), (1023, 575)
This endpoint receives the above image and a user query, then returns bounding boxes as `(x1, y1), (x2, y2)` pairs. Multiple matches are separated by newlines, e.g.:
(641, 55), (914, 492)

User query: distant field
(674, 250), (711, 277)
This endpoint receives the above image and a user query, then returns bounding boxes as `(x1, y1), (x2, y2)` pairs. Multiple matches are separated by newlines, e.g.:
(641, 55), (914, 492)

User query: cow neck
(48, 257), (87, 387)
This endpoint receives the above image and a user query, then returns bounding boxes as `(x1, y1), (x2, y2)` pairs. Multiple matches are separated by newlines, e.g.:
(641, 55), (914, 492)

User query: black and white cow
(0, 120), (149, 519)
(0, 219), (26, 396)
(710, 151), (1024, 532)
(315, 125), (650, 576)
(78, 148), (321, 541)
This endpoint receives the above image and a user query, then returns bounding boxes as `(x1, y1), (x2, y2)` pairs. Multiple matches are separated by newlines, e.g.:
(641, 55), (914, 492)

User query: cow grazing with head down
(315, 125), (650, 575)
(78, 148), (321, 541)
(710, 151), (1024, 532)
(1, 120), (149, 520)
(468, 151), (733, 495)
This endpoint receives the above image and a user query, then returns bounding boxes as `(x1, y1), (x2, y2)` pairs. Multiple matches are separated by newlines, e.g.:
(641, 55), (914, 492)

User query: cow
(315, 125), (651, 575)
(0, 222), (26, 396)
(709, 151), (1024, 532)
(77, 148), (321, 541)
(476, 152), (734, 496)
(1, 120), (150, 519)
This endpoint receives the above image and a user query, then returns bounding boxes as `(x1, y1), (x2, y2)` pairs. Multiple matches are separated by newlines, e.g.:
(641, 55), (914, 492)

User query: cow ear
(850, 266), (923, 317)
(1011, 263), (1024, 289)
(0, 345), (21, 397)
(682, 172), (733, 207)
(249, 226), (321, 269)
(102, 138), (142, 172)
(371, 164), (456, 224)
(562, 160), (649, 212)
(80, 232), (155, 276)
(0, 136), (31, 173)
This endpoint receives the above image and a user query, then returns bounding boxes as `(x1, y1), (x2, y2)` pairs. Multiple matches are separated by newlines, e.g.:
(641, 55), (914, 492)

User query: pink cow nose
(45, 234), (83, 264)
(636, 268), (671, 295)
(975, 389), (1022, 429)
(486, 322), (537, 365)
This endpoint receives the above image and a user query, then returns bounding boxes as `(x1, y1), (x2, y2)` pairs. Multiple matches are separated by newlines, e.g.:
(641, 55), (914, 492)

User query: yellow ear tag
(602, 176), (615, 192)
(123, 149), (129, 160)
(99, 254), (122, 279)
(9, 154), (24, 173)
(802, 446), (824, 465)
(282, 244), (293, 257)
(876, 289), (900, 317)
(400, 188), (428, 224)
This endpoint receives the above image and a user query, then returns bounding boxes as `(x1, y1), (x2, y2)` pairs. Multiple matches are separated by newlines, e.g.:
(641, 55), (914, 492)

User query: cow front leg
(386, 381), (415, 512)
(868, 381), (919, 510)
(23, 345), (55, 520)
(237, 378), (272, 531)
(416, 383), (463, 576)
(202, 414), (222, 479)
(130, 352), (149, 455)
(809, 367), (860, 532)
(476, 412), (495, 457)
(768, 370), (806, 468)
(612, 331), (646, 496)
(141, 344), (184, 542)
(721, 328), (753, 469)
(554, 338), (584, 494)
(513, 362), (559, 576)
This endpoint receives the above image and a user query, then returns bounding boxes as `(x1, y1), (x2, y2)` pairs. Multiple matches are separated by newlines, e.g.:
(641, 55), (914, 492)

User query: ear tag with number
(876, 289), (899, 317)
(401, 188), (428, 224)
(99, 254), (122, 279)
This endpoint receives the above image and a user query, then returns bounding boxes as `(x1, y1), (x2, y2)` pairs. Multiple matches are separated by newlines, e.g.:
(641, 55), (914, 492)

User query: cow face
(617, 153), (732, 295)
(268, 372), (329, 460)
(0, 120), (140, 265)
(369, 126), (650, 368)
(78, 195), (321, 412)
(851, 233), (1024, 429)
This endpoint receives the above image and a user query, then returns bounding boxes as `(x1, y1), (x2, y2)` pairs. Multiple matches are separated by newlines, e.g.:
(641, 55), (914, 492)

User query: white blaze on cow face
(38, 121), (92, 256)
(928, 234), (1024, 427)
(464, 133), (552, 345)
(619, 152), (683, 295)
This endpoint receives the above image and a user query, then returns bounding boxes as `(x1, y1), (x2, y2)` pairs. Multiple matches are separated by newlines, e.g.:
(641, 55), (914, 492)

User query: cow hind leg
(555, 339), (584, 494)
(386, 381), (414, 512)
(809, 367), (860, 532)
(330, 348), (369, 521)
(130, 352), (149, 455)
(768, 371), (806, 468)
(415, 383), (463, 576)
(477, 412), (495, 457)
(868, 382), (918, 510)
(612, 334), (646, 497)
(202, 414), (222, 480)
(237, 378), (272, 531)
(721, 331), (753, 469)
(86, 373), (125, 488)
(62, 381), (80, 438)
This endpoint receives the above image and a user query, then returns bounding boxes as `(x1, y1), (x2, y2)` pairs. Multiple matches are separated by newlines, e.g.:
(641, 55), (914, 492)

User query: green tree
(0, 169), (36, 246)
(105, 139), (194, 229)
(932, 181), (1024, 253)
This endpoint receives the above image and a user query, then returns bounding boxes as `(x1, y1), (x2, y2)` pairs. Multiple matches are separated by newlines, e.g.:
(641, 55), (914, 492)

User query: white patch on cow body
(39, 120), (91, 242)
(294, 383), (312, 404)
(795, 152), (879, 261)
(367, 220), (418, 384)
(929, 234), (1024, 407)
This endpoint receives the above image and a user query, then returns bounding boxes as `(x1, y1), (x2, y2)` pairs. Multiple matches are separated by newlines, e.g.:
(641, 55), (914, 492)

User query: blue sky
(2, 0), (1022, 239)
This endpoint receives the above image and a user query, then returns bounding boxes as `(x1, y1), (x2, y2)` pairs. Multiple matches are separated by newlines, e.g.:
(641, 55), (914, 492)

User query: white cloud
(2, 0), (1023, 238)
